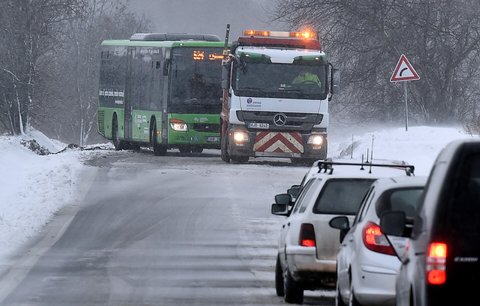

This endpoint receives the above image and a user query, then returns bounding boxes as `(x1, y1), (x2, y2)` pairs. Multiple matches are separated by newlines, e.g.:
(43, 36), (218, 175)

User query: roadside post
(390, 54), (420, 131)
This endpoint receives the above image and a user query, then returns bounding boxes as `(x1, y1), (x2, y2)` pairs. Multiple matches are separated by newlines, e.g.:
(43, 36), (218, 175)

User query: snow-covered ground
(0, 126), (476, 260)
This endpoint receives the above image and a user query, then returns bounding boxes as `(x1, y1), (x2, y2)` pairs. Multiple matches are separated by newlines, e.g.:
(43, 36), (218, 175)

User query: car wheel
(348, 285), (361, 306)
(275, 255), (284, 297)
(284, 269), (303, 304)
(336, 285), (347, 306)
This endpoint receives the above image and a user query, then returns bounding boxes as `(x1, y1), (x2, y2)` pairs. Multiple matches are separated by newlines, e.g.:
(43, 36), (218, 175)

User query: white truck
(220, 27), (339, 164)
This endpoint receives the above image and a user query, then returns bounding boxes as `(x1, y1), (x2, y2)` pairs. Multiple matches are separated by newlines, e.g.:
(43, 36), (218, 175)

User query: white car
(271, 160), (415, 304)
(329, 176), (427, 306)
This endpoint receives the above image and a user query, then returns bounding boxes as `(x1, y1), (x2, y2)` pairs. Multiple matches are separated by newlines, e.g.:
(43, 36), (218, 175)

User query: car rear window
(312, 179), (375, 215)
(375, 187), (424, 218)
(451, 153), (480, 234)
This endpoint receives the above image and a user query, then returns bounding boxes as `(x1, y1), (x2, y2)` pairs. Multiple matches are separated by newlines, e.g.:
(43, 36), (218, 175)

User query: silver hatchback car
(330, 176), (427, 306)
(272, 160), (415, 304)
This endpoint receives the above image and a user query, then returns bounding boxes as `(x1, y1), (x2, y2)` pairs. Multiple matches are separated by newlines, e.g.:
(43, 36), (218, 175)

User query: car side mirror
(329, 216), (350, 243)
(271, 203), (290, 216)
(274, 193), (292, 205)
(380, 211), (408, 237)
(287, 185), (301, 199)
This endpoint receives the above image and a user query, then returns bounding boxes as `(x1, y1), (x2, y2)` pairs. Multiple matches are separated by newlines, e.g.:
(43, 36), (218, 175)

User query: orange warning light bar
(243, 29), (317, 40)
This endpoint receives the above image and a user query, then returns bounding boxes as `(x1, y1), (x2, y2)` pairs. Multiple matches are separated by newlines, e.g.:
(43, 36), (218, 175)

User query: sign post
(390, 54), (420, 131)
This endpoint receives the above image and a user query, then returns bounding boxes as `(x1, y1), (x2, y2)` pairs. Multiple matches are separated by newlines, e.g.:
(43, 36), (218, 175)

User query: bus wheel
(179, 146), (191, 153)
(151, 121), (166, 156)
(112, 116), (124, 150)
(191, 147), (203, 153)
(221, 134), (230, 163)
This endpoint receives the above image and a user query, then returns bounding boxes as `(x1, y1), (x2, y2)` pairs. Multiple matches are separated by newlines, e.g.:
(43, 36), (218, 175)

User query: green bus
(97, 33), (225, 155)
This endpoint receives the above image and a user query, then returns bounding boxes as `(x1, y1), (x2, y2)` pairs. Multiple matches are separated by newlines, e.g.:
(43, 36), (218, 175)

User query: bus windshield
(170, 47), (223, 114)
(233, 62), (328, 100)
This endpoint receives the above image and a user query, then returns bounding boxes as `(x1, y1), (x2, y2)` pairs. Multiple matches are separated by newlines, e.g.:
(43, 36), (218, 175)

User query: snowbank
(0, 125), (476, 260)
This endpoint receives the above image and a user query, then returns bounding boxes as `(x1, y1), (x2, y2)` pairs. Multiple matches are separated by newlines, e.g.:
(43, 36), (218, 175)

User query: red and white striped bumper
(253, 132), (304, 153)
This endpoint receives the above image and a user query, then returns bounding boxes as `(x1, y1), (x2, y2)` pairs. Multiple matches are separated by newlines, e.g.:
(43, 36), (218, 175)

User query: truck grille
(237, 111), (322, 132)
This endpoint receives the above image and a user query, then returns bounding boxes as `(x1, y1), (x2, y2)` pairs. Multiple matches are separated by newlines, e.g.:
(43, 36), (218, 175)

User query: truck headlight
(233, 130), (249, 144)
(308, 134), (324, 146)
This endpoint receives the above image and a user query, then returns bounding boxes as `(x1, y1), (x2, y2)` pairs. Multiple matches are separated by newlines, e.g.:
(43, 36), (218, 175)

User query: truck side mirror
(221, 63), (230, 89)
(329, 64), (341, 100)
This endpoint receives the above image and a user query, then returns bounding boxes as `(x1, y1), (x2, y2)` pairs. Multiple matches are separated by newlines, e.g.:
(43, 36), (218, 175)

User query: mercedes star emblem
(273, 113), (287, 127)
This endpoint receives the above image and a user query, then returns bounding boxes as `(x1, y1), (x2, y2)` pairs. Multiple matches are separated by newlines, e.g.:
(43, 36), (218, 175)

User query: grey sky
(129, 0), (287, 39)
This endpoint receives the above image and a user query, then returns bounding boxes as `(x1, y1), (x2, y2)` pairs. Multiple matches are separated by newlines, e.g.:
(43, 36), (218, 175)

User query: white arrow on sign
(390, 54), (420, 82)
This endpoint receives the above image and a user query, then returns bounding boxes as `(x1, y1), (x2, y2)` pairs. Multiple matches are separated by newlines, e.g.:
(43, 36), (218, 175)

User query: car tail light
(299, 223), (316, 247)
(426, 242), (447, 285)
(362, 222), (396, 256)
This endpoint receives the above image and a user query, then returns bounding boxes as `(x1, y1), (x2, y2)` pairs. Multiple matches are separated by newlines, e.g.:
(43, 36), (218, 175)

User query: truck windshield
(233, 62), (328, 100)
(169, 47), (223, 114)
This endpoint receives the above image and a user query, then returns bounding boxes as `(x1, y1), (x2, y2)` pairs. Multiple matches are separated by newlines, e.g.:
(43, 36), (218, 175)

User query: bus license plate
(248, 122), (269, 129)
(207, 136), (220, 142)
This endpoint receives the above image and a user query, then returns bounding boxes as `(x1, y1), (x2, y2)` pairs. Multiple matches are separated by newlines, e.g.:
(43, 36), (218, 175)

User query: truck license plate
(248, 122), (269, 129)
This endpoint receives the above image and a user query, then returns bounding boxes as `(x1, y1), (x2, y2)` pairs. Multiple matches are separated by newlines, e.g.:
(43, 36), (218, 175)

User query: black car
(381, 139), (480, 306)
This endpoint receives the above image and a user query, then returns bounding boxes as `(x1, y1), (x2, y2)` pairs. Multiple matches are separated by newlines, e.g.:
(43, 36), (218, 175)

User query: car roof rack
(317, 160), (415, 176)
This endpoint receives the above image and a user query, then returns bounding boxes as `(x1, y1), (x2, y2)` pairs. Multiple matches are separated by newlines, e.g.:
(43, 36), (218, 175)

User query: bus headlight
(233, 130), (249, 144)
(308, 134), (324, 146)
(170, 118), (188, 132)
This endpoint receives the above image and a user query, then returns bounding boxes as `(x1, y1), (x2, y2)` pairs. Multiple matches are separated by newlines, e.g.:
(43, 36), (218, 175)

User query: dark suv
(381, 139), (480, 306)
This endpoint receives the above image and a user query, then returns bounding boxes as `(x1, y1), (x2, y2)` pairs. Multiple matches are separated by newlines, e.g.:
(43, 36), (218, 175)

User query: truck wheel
(275, 255), (285, 297)
(221, 134), (230, 163)
(284, 269), (303, 304)
(230, 156), (249, 164)
(291, 158), (315, 166)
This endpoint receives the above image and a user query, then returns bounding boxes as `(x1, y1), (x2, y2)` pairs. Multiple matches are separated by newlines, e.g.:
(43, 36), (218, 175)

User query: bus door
(124, 47), (135, 140)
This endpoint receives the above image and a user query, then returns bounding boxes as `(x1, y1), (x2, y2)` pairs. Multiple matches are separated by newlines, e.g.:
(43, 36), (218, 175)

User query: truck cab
(220, 29), (338, 164)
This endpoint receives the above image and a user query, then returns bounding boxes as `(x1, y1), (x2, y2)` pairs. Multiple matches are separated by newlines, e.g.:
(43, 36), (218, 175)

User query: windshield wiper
(279, 88), (302, 92)
(182, 98), (202, 104)
(239, 87), (267, 93)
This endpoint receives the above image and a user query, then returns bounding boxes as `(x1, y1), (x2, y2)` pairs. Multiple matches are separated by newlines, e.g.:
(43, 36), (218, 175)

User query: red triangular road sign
(390, 54), (420, 82)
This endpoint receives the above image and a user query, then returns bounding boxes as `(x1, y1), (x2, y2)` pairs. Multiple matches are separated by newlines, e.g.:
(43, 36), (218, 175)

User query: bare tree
(17, 0), (150, 145)
(0, 0), (85, 135)
(274, 0), (480, 126)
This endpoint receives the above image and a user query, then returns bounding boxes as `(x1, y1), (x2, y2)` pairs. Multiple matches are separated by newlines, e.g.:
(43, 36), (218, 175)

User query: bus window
(169, 47), (222, 114)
